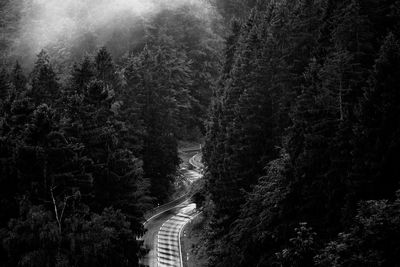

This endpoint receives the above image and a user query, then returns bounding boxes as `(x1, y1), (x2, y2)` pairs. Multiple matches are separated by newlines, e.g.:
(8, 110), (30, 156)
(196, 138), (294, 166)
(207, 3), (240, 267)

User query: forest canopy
(203, 0), (400, 266)
(0, 1), (223, 266)
(2, 0), (400, 266)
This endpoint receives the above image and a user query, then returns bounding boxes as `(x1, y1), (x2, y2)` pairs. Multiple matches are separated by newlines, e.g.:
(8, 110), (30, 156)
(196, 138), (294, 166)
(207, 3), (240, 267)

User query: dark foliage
(0, 46), (182, 266)
(203, 0), (400, 266)
(2, 0), (400, 266)
(0, 3), (224, 264)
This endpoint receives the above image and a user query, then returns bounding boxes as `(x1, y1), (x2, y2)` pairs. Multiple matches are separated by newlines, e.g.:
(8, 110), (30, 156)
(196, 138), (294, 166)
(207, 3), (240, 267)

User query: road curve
(141, 152), (202, 267)
(157, 203), (198, 267)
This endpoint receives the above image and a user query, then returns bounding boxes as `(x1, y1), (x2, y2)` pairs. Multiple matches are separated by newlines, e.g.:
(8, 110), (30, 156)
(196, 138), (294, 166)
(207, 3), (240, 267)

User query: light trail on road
(141, 151), (203, 267)
(157, 204), (197, 267)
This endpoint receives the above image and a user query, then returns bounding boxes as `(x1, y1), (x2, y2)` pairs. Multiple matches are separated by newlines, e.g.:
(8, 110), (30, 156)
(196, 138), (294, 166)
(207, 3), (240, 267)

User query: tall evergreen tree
(203, 1), (400, 266)
(125, 44), (191, 202)
(351, 33), (400, 200)
(70, 56), (95, 94)
(95, 47), (118, 88)
(30, 50), (60, 106)
(11, 62), (27, 95)
(0, 68), (11, 102)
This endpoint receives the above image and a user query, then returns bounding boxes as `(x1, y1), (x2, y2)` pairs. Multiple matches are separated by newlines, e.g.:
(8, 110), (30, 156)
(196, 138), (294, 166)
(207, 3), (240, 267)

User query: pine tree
(288, 57), (343, 233)
(124, 44), (192, 202)
(30, 50), (60, 106)
(351, 33), (400, 200)
(0, 69), (11, 102)
(216, 8), (261, 216)
(15, 104), (92, 204)
(203, 21), (243, 251)
(71, 56), (95, 94)
(11, 62), (27, 95)
(95, 47), (117, 87)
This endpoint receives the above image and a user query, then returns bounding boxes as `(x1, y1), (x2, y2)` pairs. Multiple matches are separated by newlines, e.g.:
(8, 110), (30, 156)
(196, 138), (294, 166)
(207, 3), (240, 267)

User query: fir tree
(351, 33), (400, 200)
(125, 44), (191, 202)
(95, 47), (117, 87)
(11, 62), (27, 95)
(71, 56), (95, 94)
(30, 50), (60, 106)
(0, 68), (11, 102)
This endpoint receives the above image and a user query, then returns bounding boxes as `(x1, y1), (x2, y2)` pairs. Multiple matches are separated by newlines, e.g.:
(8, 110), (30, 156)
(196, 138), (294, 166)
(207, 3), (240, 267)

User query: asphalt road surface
(157, 203), (197, 266)
(141, 153), (202, 267)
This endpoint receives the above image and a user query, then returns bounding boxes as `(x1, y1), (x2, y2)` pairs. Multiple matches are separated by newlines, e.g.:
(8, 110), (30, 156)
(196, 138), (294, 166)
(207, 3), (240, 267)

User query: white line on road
(156, 205), (197, 267)
(143, 150), (203, 267)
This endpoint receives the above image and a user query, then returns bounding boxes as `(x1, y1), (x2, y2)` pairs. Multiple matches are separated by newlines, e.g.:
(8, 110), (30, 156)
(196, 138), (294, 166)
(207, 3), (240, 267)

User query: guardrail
(143, 152), (203, 223)
(144, 193), (190, 224)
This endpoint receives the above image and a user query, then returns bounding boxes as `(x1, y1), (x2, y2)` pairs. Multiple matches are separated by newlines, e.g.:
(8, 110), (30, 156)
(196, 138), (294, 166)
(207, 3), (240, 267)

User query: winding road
(141, 148), (203, 267)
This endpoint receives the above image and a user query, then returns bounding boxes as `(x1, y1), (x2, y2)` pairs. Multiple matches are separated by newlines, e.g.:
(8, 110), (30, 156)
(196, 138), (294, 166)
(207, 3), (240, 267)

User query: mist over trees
(2, 0), (400, 266)
(0, 0), (219, 69)
(0, 1), (222, 266)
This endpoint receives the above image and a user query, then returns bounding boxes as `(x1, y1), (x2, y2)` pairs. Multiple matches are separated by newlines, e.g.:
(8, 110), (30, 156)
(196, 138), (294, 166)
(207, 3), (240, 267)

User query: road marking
(144, 197), (190, 225)
(178, 211), (202, 267)
(156, 204), (197, 267)
(143, 151), (203, 267)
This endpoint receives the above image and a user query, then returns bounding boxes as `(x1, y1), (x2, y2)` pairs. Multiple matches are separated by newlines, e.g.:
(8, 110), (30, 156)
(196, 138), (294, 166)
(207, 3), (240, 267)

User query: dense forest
(0, 1), (222, 266)
(202, 0), (400, 266)
(1, 0), (400, 266)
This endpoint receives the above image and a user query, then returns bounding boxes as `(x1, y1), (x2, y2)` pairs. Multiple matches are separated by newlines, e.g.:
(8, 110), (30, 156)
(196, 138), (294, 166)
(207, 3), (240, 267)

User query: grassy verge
(180, 212), (208, 267)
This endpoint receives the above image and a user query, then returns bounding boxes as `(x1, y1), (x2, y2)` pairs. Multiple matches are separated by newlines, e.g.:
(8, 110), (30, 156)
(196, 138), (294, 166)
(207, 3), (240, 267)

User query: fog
(13, 0), (215, 67)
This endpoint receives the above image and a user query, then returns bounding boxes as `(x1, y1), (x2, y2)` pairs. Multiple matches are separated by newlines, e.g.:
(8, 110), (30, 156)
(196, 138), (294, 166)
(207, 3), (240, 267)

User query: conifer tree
(95, 47), (117, 87)
(71, 56), (95, 94)
(203, 21), (243, 252)
(30, 50), (60, 106)
(351, 33), (400, 200)
(11, 62), (27, 95)
(0, 68), (11, 102)
(215, 9), (261, 218)
(125, 44), (191, 202)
